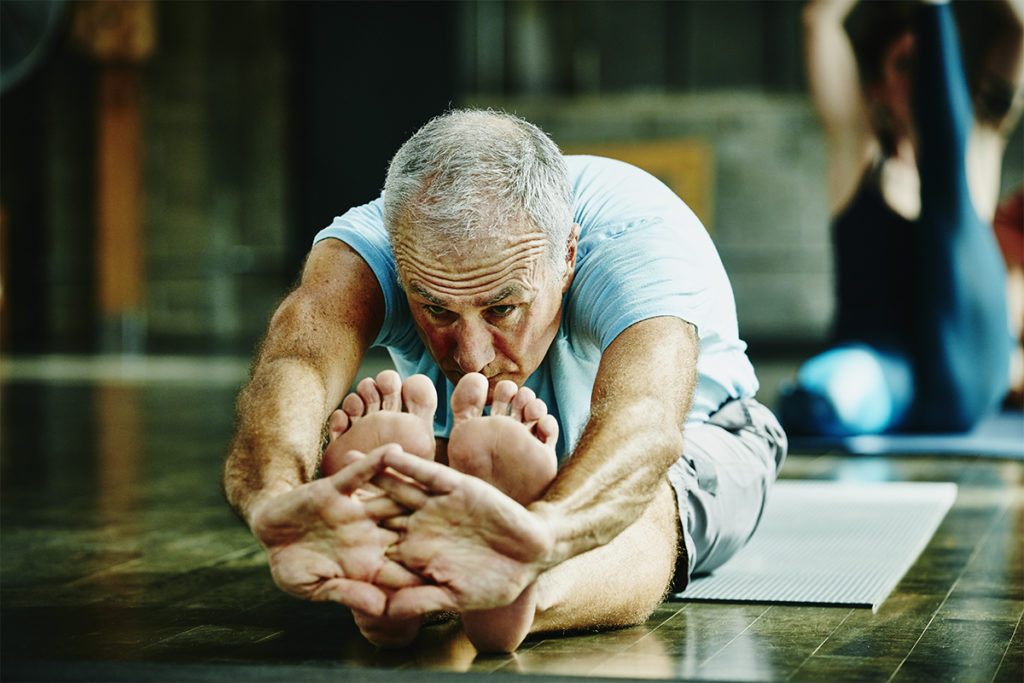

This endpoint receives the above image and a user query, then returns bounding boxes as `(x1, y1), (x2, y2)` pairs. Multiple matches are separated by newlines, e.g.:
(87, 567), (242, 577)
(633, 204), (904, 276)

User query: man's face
(394, 221), (578, 398)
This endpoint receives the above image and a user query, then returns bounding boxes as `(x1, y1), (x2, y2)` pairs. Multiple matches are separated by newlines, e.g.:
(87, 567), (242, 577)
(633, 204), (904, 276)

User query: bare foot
(319, 370), (437, 649)
(321, 370), (437, 476)
(351, 607), (422, 649)
(447, 373), (558, 505)
(446, 373), (558, 653)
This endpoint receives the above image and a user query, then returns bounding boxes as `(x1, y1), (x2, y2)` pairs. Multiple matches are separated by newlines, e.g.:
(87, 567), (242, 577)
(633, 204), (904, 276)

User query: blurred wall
(2, 0), (1021, 355)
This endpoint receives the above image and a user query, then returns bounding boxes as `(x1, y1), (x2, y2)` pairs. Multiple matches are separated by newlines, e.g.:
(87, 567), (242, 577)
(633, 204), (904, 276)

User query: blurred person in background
(781, 0), (1024, 436)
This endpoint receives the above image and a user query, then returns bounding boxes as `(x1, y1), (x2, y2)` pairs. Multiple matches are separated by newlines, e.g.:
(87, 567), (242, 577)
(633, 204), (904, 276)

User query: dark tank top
(830, 165), (917, 348)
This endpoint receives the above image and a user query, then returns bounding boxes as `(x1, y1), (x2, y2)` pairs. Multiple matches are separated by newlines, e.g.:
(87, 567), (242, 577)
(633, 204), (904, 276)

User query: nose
(452, 318), (496, 374)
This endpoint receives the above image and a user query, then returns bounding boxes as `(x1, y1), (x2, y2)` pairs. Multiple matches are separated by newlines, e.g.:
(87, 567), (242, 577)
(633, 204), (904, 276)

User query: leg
(320, 370), (437, 649)
(534, 397), (786, 632)
(321, 370), (437, 476)
(669, 398), (787, 577)
(531, 481), (680, 633)
(443, 373), (559, 652)
(911, 2), (1010, 429)
(778, 343), (914, 436)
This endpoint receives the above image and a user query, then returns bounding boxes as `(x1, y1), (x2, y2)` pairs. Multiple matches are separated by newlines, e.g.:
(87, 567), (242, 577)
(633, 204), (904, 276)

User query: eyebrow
(409, 282), (522, 308)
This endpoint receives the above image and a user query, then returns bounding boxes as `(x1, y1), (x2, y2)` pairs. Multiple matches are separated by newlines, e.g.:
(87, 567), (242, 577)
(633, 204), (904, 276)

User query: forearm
(530, 402), (686, 566)
(801, 0), (860, 110)
(221, 239), (384, 527)
(223, 355), (342, 526)
(528, 317), (695, 569)
(802, 0), (873, 210)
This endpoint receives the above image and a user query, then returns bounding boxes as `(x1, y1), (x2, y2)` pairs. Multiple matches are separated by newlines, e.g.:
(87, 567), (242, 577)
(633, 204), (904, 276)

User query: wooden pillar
(72, 0), (154, 352)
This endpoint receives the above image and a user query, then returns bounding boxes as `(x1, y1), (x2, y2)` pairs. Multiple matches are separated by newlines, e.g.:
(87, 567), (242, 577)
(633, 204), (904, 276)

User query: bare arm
(222, 238), (384, 526)
(975, 0), (1024, 135)
(529, 315), (695, 567)
(802, 0), (876, 213)
(956, 0), (1024, 219)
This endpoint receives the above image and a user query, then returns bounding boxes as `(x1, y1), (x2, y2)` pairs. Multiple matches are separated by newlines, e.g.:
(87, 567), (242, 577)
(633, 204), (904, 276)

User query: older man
(222, 109), (786, 652)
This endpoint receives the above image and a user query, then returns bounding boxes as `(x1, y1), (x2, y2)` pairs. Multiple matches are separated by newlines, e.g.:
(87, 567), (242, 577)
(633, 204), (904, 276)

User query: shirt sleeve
(566, 156), (739, 351)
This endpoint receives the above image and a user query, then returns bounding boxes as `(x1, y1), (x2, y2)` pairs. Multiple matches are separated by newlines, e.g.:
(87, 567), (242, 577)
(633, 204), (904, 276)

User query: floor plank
(2, 358), (1023, 682)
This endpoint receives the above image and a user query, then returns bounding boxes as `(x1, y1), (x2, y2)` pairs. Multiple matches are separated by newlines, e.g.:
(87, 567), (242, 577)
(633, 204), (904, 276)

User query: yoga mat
(676, 480), (957, 611)
(788, 409), (1024, 459)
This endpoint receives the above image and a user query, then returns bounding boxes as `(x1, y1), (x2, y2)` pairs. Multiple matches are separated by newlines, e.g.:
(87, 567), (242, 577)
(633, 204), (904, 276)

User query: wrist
(244, 480), (295, 530)
(525, 500), (568, 572)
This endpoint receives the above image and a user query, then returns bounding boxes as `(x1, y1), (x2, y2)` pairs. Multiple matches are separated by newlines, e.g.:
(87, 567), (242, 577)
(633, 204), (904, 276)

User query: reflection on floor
(1, 354), (1021, 682)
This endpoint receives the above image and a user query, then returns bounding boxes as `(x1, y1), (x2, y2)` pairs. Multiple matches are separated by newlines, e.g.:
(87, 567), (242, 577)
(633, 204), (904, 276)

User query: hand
(375, 449), (555, 619)
(249, 444), (422, 616)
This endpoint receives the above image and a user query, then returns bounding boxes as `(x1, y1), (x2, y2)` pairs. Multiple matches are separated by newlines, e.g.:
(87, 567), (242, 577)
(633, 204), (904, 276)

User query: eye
(424, 304), (451, 318)
(487, 305), (515, 318)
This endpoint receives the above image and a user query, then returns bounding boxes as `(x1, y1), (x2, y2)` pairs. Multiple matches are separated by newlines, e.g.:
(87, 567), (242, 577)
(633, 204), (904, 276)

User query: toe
(490, 380), (518, 417)
(533, 414), (559, 448)
(328, 409), (351, 442)
(451, 373), (489, 422)
(521, 397), (547, 424)
(342, 392), (366, 420)
(509, 386), (537, 422)
(377, 370), (403, 412)
(357, 377), (383, 413)
(402, 374), (438, 422)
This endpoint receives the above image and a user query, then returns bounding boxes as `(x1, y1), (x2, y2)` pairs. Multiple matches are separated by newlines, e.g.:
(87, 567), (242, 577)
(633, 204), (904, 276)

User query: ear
(561, 223), (581, 292)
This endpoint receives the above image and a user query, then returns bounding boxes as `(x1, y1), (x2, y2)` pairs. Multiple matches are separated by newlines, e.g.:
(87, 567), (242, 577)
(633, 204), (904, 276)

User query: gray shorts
(667, 397), (788, 590)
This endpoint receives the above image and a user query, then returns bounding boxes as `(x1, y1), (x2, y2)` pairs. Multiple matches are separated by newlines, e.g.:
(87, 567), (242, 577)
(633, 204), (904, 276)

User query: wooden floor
(1, 355), (1021, 682)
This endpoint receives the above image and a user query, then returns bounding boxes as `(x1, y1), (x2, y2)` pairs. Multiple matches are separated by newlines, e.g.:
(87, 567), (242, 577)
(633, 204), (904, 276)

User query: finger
(352, 609), (422, 649)
(382, 449), (462, 494)
(316, 578), (388, 616)
(362, 493), (407, 519)
(352, 482), (386, 499)
(325, 444), (364, 473)
(373, 468), (432, 510)
(380, 514), (410, 531)
(387, 585), (460, 620)
(327, 444), (397, 495)
(376, 560), (424, 590)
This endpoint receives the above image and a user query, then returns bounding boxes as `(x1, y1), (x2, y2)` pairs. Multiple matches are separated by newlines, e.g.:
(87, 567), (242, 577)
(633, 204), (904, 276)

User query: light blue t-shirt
(314, 155), (758, 462)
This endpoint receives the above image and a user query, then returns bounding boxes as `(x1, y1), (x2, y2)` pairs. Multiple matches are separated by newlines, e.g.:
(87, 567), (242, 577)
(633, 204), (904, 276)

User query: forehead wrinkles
(396, 234), (549, 298)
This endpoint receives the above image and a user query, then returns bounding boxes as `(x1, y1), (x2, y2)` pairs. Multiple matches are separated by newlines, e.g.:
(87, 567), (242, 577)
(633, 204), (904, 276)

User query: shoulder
(314, 195), (387, 244)
(564, 155), (698, 235)
(564, 154), (664, 192)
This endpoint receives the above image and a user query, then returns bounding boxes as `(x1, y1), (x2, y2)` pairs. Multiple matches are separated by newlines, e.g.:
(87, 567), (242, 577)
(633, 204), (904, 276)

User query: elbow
(667, 423), (686, 459)
(801, 1), (823, 30)
(801, 0), (850, 31)
(657, 422), (686, 471)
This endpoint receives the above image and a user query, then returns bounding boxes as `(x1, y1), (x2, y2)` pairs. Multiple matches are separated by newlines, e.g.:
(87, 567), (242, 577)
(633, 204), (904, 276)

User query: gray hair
(383, 109), (574, 272)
